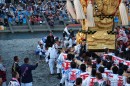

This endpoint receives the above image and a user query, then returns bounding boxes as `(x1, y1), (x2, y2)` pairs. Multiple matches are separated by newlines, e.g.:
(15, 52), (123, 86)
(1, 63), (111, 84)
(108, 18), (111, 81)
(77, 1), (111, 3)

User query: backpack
(8, 80), (19, 86)
(94, 80), (106, 86)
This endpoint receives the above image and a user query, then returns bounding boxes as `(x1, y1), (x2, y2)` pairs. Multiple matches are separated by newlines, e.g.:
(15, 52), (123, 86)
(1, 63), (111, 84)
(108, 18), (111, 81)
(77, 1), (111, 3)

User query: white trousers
(49, 58), (55, 74)
(67, 82), (74, 86)
(21, 82), (32, 86)
(2, 82), (6, 86)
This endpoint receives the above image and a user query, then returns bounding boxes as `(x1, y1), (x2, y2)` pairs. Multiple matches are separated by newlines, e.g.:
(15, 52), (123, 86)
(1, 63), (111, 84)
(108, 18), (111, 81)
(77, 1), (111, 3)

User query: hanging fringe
(66, 0), (76, 19)
(119, 1), (129, 26)
(87, 1), (95, 27)
(74, 0), (85, 19)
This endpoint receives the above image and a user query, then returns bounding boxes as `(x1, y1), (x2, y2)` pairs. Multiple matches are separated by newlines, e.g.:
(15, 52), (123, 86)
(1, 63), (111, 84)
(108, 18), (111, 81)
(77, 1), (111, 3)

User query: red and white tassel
(119, 1), (129, 25)
(73, 0), (85, 19)
(87, 1), (95, 27)
(66, 0), (76, 19)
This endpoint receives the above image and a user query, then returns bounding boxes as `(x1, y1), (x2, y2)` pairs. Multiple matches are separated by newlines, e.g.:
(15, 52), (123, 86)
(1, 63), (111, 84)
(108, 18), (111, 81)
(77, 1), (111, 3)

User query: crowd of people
(33, 25), (130, 86)
(0, 26), (129, 86)
(0, 0), (70, 29)
(0, 55), (38, 86)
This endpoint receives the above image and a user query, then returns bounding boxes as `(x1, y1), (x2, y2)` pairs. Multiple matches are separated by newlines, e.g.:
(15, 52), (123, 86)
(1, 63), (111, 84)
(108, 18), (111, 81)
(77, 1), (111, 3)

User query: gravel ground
(0, 32), (62, 86)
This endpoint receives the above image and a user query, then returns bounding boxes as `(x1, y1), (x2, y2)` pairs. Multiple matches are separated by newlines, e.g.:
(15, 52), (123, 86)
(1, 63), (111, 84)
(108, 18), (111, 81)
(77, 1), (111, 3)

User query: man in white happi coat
(57, 48), (67, 79)
(60, 54), (72, 86)
(46, 46), (57, 75)
(79, 64), (90, 86)
(65, 62), (81, 86)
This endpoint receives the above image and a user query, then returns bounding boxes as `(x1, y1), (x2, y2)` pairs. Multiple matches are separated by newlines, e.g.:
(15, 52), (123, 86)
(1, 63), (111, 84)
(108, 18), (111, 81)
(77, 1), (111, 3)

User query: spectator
(12, 56), (21, 77)
(20, 58), (38, 86)
(0, 75), (2, 86)
(126, 77), (130, 86)
(0, 56), (6, 86)
(47, 45), (57, 75)
(46, 32), (54, 47)
(8, 72), (20, 86)
(74, 78), (82, 86)
(94, 73), (106, 86)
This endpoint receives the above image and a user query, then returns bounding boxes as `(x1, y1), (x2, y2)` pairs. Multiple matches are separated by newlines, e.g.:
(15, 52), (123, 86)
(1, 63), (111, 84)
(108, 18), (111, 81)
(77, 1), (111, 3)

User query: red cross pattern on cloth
(63, 54), (67, 60)
(70, 70), (77, 81)
(89, 77), (96, 86)
(80, 73), (89, 80)
(118, 76), (123, 86)
(62, 61), (71, 70)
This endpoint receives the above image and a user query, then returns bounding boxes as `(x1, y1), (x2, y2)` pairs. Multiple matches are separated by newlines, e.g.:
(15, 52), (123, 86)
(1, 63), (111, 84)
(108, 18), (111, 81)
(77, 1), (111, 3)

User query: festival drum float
(66, 0), (128, 50)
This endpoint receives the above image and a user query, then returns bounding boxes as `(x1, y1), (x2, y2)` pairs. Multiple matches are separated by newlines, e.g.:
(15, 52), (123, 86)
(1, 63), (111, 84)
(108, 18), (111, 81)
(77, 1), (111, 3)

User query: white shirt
(66, 68), (81, 83)
(74, 44), (81, 54)
(37, 45), (45, 55)
(47, 47), (57, 59)
(64, 27), (70, 35)
(68, 38), (73, 48)
(125, 83), (130, 86)
(108, 74), (118, 86)
(82, 76), (96, 86)
(57, 53), (67, 68)
(0, 63), (6, 71)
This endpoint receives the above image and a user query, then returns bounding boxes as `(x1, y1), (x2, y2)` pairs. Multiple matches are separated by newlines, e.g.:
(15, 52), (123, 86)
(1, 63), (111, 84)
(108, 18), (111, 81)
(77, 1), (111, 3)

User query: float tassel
(87, 1), (95, 27)
(119, 1), (129, 25)
(66, 0), (76, 19)
(74, 0), (85, 19)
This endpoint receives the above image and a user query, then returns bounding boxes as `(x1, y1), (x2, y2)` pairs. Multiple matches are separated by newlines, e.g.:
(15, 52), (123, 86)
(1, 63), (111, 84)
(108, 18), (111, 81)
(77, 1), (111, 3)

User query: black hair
(12, 71), (18, 78)
(24, 58), (29, 63)
(98, 66), (105, 73)
(91, 68), (96, 77)
(14, 56), (18, 62)
(96, 73), (103, 80)
(84, 57), (92, 66)
(92, 63), (96, 69)
(119, 63), (124, 69)
(80, 64), (86, 72)
(108, 56), (112, 61)
(127, 77), (130, 84)
(96, 58), (101, 64)
(71, 62), (77, 68)
(106, 62), (112, 70)
(123, 65), (128, 72)
(67, 54), (72, 60)
(112, 66), (119, 74)
(118, 68), (124, 76)
(75, 78), (82, 85)
(102, 60), (107, 67)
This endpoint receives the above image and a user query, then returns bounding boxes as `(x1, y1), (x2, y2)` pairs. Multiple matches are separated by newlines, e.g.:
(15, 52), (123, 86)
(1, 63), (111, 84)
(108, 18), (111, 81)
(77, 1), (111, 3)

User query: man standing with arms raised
(20, 58), (38, 86)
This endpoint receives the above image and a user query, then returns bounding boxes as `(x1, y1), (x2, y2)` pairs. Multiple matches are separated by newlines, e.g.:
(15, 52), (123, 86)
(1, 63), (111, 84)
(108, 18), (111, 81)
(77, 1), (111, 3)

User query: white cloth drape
(119, 2), (129, 25)
(73, 0), (85, 19)
(87, 1), (95, 27)
(66, 0), (76, 19)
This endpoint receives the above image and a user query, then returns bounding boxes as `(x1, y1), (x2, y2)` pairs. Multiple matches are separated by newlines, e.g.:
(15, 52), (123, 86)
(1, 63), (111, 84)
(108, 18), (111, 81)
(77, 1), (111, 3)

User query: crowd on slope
(0, 0), (69, 29)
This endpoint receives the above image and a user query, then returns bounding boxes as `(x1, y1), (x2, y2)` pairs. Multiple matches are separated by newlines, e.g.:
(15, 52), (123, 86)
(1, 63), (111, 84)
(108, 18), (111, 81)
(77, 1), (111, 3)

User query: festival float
(66, 0), (129, 51)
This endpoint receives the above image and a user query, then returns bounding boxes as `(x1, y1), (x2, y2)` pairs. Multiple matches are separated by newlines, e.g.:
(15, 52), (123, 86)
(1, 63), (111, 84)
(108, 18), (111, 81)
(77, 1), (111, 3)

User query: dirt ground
(0, 32), (62, 86)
